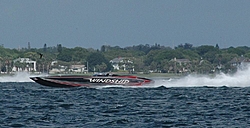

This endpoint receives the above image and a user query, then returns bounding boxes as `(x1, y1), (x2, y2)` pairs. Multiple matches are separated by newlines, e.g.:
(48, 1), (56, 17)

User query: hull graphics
(30, 75), (153, 88)
(89, 78), (130, 84)
(30, 77), (89, 88)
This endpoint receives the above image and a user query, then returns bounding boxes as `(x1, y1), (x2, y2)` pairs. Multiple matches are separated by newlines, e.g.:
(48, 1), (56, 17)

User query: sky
(1, 0), (250, 49)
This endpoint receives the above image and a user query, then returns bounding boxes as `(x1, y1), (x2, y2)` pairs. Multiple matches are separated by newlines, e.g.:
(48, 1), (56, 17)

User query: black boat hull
(30, 75), (153, 88)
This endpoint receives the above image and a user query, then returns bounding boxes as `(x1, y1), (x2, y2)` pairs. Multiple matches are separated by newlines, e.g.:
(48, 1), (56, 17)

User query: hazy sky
(1, 0), (250, 49)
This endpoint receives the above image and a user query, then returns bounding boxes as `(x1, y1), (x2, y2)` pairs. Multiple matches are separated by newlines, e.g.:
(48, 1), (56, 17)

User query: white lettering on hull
(89, 78), (130, 84)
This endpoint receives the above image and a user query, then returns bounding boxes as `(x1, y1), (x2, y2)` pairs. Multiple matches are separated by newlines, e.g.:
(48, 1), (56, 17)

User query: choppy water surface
(0, 71), (250, 127)
(1, 83), (250, 127)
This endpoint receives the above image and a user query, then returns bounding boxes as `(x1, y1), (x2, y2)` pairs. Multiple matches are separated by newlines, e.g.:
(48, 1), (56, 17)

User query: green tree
(71, 47), (89, 62)
(196, 45), (216, 56)
(154, 49), (184, 61)
(197, 60), (213, 74)
(57, 44), (62, 53)
(57, 48), (73, 62)
(227, 47), (246, 56)
(204, 50), (220, 63)
(96, 62), (107, 72)
(86, 52), (112, 72)
(43, 44), (47, 52)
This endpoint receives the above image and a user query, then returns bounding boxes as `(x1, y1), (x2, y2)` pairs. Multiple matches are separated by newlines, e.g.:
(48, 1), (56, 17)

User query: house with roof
(169, 58), (191, 73)
(110, 57), (133, 71)
(69, 64), (87, 73)
(230, 56), (250, 67)
(170, 58), (191, 65)
(12, 58), (37, 72)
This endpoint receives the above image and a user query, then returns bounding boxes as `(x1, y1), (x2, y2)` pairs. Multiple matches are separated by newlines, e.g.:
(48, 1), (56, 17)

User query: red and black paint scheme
(30, 73), (154, 88)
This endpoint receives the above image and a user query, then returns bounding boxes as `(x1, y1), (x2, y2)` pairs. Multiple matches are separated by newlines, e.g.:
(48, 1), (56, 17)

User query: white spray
(155, 65), (250, 87)
(0, 72), (34, 82)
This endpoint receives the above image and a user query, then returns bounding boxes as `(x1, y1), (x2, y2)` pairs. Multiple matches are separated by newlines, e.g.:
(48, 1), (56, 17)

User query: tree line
(0, 43), (250, 74)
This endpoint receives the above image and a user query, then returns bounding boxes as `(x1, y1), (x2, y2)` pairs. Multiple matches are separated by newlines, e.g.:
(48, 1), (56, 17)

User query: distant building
(230, 56), (250, 68)
(110, 57), (133, 70)
(169, 58), (191, 73)
(170, 58), (191, 65)
(110, 57), (124, 70)
(69, 65), (86, 73)
(12, 58), (36, 72)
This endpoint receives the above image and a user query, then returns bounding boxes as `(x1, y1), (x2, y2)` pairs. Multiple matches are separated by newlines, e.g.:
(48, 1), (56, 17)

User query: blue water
(1, 82), (250, 127)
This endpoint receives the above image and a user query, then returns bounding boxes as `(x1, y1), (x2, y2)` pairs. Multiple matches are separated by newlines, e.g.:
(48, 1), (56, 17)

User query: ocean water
(0, 71), (250, 127)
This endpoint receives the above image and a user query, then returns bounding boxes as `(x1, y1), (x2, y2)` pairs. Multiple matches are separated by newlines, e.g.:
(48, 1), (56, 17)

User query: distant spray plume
(155, 64), (250, 88)
(0, 72), (33, 82)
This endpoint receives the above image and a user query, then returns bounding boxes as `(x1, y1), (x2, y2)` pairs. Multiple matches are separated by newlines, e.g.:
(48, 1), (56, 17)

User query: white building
(69, 65), (86, 73)
(13, 58), (36, 72)
(110, 57), (133, 70)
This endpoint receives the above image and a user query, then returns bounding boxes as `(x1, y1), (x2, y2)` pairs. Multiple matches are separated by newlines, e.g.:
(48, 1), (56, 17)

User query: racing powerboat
(30, 73), (154, 88)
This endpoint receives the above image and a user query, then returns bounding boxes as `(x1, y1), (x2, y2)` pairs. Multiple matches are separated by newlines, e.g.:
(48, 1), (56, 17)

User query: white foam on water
(0, 72), (34, 82)
(98, 66), (250, 88)
(154, 66), (250, 88)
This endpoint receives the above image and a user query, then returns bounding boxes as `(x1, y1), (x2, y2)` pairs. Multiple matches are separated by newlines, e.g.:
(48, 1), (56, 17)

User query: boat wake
(91, 66), (250, 88)
(1, 67), (250, 88)
(154, 66), (250, 88)
(0, 72), (33, 82)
